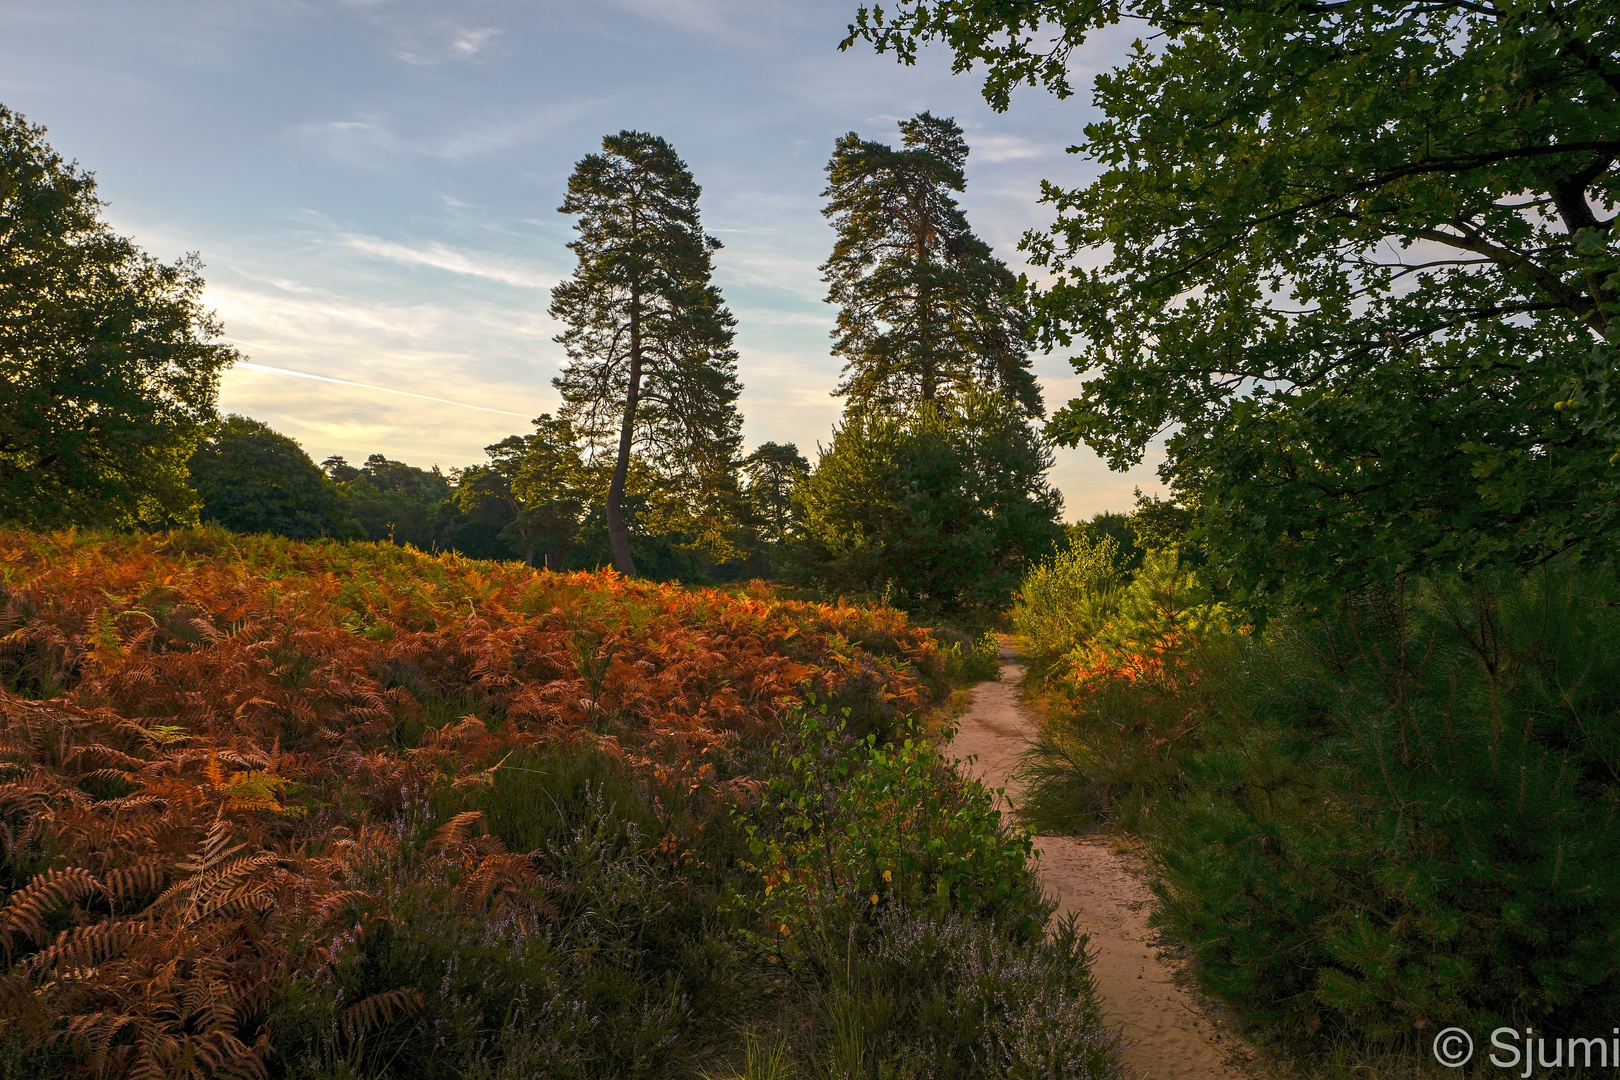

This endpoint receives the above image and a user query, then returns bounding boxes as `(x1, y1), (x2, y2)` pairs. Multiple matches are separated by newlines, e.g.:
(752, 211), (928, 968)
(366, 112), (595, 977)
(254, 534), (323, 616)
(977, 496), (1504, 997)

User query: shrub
(811, 909), (1122, 1080)
(1011, 533), (1126, 677)
(940, 629), (1003, 685)
(1021, 553), (1620, 1058)
(1151, 563), (1620, 1047)
(1016, 548), (1232, 831)
(739, 710), (1121, 1080)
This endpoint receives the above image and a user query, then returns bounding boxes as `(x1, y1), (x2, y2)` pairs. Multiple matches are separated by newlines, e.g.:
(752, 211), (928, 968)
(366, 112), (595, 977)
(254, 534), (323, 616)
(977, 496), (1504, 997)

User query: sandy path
(947, 655), (1254, 1080)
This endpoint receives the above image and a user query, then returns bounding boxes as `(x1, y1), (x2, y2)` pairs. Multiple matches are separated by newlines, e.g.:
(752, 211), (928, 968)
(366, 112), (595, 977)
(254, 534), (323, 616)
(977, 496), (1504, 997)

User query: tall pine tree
(821, 112), (1040, 418)
(551, 131), (744, 576)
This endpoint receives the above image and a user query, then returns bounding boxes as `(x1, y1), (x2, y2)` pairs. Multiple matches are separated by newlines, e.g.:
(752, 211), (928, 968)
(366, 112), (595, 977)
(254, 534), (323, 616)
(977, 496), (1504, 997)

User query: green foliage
(741, 442), (810, 548)
(939, 629), (1001, 685)
(1016, 547), (1232, 833)
(794, 391), (1063, 612)
(551, 130), (746, 576)
(268, 784), (731, 1080)
(323, 453), (452, 551)
(188, 415), (361, 540)
(1150, 563), (1620, 1045)
(738, 710), (1119, 1079)
(455, 415), (587, 569)
(807, 910), (1121, 1080)
(1012, 532), (1127, 677)
(821, 112), (1041, 419)
(478, 743), (661, 856)
(743, 709), (1046, 949)
(1020, 557), (1620, 1053)
(1066, 512), (1142, 576)
(846, 0), (1620, 610)
(0, 105), (238, 530)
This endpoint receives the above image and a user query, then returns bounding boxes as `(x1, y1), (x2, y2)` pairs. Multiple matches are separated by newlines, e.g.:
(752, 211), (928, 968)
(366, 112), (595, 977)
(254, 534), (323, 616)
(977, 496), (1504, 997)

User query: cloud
(340, 233), (557, 289)
(290, 100), (602, 163)
(971, 134), (1048, 163)
(235, 361), (533, 417)
(450, 27), (498, 56)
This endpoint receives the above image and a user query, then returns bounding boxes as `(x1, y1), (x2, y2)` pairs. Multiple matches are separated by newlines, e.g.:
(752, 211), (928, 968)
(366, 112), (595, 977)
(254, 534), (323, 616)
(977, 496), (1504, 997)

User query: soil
(947, 650), (1263, 1080)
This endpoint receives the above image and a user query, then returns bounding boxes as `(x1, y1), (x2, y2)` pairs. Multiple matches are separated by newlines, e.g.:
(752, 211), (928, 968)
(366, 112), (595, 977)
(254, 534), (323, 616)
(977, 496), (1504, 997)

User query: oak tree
(848, 0), (1620, 609)
(0, 106), (237, 529)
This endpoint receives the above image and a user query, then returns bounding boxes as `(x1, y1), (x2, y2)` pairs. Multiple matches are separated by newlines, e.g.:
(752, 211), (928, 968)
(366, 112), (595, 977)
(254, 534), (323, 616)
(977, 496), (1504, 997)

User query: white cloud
(450, 27), (498, 56)
(340, 233), (557, 289)
(971, 134), (1048, 164)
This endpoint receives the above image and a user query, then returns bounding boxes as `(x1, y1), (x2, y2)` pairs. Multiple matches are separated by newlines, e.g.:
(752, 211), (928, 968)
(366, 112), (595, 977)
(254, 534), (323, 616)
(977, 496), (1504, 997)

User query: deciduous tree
(0, 106), (237, 529)
(188, 416), (359, 539)
(847, 0), (1620, 609)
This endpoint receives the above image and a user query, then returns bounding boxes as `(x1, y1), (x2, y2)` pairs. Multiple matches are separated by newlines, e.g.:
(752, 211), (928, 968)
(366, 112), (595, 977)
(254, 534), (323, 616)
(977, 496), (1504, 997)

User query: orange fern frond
(431, 810), (487, 851)
(340, 986), (424, 1040)
(0, 866), (102, 958)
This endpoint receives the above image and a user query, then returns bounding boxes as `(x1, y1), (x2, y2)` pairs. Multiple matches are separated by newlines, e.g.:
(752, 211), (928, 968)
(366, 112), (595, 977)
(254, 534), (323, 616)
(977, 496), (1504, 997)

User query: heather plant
(810, 909), (1122, 1080)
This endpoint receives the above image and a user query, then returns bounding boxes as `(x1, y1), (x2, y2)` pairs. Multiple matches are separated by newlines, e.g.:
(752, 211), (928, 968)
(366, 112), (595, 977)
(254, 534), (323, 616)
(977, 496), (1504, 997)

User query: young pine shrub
(1150, 561), (1620, 1055)
(1016, 548), (1235, 832)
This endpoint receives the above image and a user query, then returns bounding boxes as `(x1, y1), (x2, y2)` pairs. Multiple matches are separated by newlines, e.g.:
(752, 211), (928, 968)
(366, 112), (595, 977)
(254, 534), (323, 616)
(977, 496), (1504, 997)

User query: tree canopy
(323, 453), (452, 551)
(189, 415), (359, 540)
(455, 415), (586, 570)
(822, 112), (1042, 418)
(551, 130), (746, 576)
(0, 106), (237, 530)
(847, 0), (1620, 609)
(795, 390), (1063, 610)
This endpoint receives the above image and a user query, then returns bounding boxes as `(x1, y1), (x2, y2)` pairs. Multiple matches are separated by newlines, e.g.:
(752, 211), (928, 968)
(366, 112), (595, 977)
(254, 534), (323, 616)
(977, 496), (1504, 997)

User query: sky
(0, 0), (1164, 520)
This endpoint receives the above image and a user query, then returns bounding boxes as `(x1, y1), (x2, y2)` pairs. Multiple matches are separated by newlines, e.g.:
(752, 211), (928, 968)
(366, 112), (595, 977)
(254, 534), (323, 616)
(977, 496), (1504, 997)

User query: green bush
(940, 629), (1003, 684)
(737, 709), (1121, 1079)
(1016, 548), (1232, 832)
(792, 393), (1064, 613)
(1018, 555), (1620, 1058)
(1153, 564), (1620, 1046)
(1011, 533), (1126, 677)
(268, 782), (743, 1080)
(743, 709), (1047, 955)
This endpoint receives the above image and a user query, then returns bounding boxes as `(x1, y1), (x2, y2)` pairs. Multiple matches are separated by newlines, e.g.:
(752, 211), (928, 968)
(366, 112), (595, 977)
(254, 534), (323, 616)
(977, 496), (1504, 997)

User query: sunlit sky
(2, 0), (1164, 519)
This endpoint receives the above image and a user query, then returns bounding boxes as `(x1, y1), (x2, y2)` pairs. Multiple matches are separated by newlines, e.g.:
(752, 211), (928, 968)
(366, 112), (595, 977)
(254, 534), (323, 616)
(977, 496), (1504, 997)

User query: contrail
(234, 361), (535, 419)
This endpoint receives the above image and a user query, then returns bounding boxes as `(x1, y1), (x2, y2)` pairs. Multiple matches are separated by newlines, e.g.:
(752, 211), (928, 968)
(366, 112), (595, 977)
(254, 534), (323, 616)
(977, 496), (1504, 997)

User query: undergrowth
(1015, 545), (1620, 1076)
(0, 527), (1119, 1079)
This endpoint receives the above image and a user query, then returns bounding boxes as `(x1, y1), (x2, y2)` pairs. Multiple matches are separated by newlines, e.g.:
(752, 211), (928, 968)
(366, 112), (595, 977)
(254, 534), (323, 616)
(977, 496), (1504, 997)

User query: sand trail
(947, 654), (1255, 1080)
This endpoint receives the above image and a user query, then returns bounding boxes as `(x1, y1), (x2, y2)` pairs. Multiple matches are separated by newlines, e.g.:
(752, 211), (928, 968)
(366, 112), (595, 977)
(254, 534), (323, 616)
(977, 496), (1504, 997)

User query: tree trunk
(607, 290), (642, 576)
